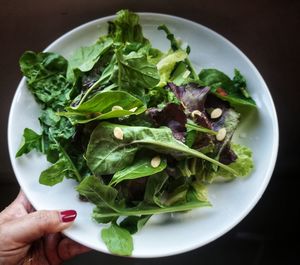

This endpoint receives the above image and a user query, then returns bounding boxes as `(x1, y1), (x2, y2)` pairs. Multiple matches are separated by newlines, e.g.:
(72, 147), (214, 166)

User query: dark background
(0, 0), (299, 264)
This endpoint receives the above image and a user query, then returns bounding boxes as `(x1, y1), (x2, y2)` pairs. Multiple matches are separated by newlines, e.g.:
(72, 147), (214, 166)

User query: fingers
(2, 210), (77, 244)
(44, 233), (63, 265)
(57, 238), (91, 261)
(14, 190), (33, 212)
(0, 190), (32, 225)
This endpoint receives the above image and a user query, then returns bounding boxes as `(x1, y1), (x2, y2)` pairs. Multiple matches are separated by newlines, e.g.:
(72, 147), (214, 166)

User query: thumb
(6, 210), (77, 244)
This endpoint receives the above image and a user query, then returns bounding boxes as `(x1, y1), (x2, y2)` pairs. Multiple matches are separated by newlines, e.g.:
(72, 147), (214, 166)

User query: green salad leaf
(199, 68), (256, 107)
(101, 222), (133, 256)
(60, 91), (146, 124)
(16, 128), (42, 157)
(109, 156), (167, 186)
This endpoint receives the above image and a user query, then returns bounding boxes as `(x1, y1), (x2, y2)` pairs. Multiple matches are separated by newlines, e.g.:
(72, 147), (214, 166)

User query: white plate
(8, 13), (279, 258)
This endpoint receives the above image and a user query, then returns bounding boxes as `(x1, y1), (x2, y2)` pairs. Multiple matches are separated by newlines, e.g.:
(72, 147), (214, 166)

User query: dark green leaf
(115, 49), (160, 98)
(199, 68), (256, 107)
(39, 158), (70, 186)
(19, 51), (72, 110)
(144, 172), (169, 206)
(120, 215), (151, 234)
(67, 38), (113, 82)
(39, 144), (82, 186)
(77, 175), (118, 205)
(232, 69), (251, 98)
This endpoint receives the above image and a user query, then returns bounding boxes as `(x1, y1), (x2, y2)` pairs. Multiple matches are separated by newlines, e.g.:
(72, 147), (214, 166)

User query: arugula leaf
(39, 143), (82, 186)
(79, 175), (210, 218)
(86, 122), (238, 176)
(101, 222), (133, 256)
(110, 156), (167, 186)
(16, 128), (42, 157)
(92, 198), (210, 218)
(39, 157), (70, 186)
(199, 68), (256, 107)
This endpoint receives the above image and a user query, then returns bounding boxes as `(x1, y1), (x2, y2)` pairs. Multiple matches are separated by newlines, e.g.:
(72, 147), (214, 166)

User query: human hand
(0, 190), (90, 265)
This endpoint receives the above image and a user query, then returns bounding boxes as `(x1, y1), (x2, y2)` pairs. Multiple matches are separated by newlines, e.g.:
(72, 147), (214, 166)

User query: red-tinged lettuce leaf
(147, 103), (187, 142)
(219, 144), (238, 165)
(167, 82), (210, 112)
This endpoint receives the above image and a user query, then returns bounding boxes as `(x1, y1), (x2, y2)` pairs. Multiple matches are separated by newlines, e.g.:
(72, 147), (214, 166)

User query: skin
(0, 190), (90, 265)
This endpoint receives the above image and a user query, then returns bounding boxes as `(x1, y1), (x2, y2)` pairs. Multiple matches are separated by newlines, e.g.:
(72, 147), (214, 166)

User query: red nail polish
(60, 210), (77, 223)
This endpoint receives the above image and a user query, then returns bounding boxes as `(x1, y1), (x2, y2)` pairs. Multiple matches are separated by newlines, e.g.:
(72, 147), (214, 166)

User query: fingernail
(60, 210), (77, 223)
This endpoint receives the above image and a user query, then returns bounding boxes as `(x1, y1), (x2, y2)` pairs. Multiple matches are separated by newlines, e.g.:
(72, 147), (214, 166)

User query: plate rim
(7, 12), (279, 258)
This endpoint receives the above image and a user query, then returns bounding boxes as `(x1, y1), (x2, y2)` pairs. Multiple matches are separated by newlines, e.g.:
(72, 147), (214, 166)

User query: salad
(16, 10), (255, 255)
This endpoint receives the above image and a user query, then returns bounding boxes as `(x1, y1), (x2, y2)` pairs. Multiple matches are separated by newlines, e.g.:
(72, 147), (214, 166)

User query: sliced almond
(111, 105), (123, 111)
(191, 110), (202, 118)
(151, 156), (161, 168)
(129, 107), (138, 112)
(210, 108), (223, 119)
(113, 127), (124, 140)
(216, 128), (227, 141)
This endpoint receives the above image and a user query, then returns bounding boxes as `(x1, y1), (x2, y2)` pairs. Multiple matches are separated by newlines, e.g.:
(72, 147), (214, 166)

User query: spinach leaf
(199, 68), (256, 107)
(67, 38), (113, 83)
(86, 122), (238, 176)
(101, 222), (133, 256)
(115, 49), (160, 98)
(61, 91), (146, 124)
(110, 156), (167, 186)
(76, 176), (118, 209)
(16, 128), (42, 157)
